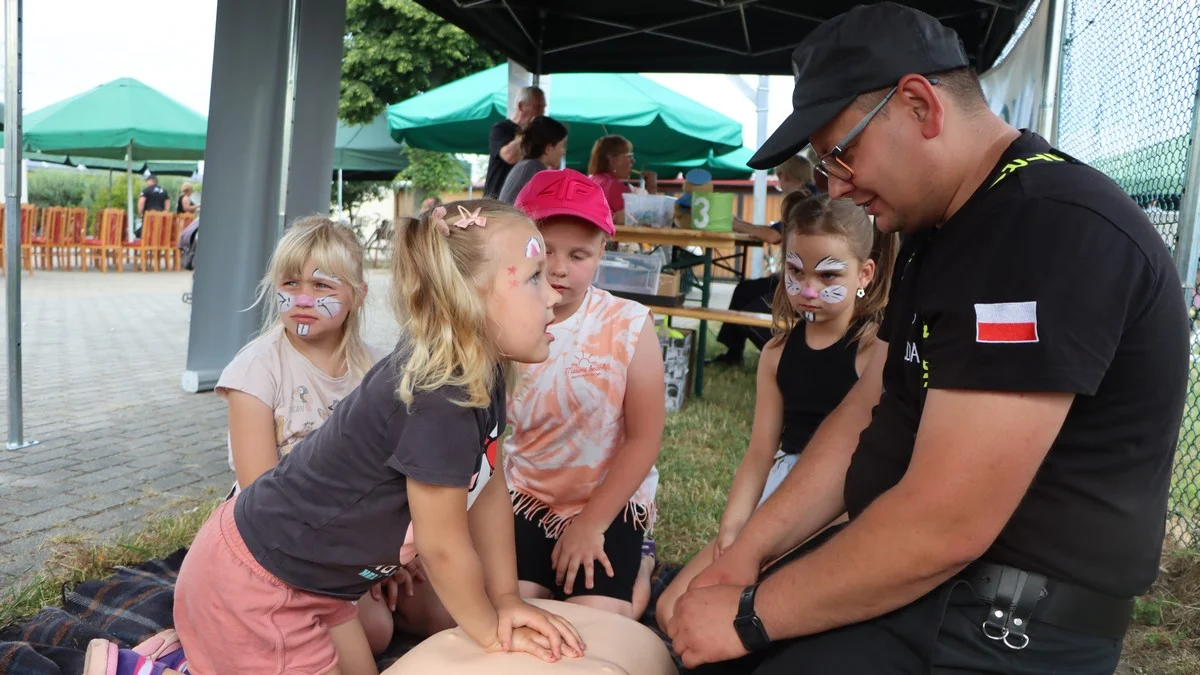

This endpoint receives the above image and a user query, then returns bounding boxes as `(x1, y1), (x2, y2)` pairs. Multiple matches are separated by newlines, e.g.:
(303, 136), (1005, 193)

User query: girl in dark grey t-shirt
(498, 115), (569, 204)
(173, 201), (586, 673)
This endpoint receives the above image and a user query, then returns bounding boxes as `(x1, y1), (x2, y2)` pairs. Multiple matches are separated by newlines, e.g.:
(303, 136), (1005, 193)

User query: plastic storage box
(623, 194), (677, 228)
(593, 251), (663, 295)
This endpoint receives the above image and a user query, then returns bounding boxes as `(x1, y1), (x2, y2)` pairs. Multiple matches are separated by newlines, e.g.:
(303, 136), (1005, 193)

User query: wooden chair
(64, 207), (88, 270)
(35, 206), (70, 270)
(171, 213), (195, 271)
(0, 204), (38, 275)
(129, 211), (174, 272)
(81, 209), (126, 272)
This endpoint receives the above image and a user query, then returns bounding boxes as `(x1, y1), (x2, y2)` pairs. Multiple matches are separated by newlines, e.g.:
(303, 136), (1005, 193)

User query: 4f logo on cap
(974, 302), (1038, 343)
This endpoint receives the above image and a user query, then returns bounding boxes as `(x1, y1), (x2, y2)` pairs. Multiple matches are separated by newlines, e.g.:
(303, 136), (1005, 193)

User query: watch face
(734, 616), (769, 651)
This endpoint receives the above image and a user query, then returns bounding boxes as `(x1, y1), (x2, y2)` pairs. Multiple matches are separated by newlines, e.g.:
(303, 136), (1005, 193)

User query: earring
(855, 288), (866, 298)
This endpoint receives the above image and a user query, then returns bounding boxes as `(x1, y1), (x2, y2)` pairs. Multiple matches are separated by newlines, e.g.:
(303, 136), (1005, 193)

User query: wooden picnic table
(612, 225), (764, 397)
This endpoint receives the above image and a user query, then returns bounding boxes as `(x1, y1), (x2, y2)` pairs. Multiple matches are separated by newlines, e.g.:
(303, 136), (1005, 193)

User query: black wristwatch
(733, 583), (771, 651)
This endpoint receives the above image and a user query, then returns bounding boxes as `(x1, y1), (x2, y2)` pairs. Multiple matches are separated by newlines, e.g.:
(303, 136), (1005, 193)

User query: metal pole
(5, 0), (35, 450)
(750, 75), (770, 278)
(1036, 0), (1067, 144)
(1173, 68), (1200, 291)
(276, 0), (302, 239)
(337, 167), (343, 216)
(125, 140), (134, 242)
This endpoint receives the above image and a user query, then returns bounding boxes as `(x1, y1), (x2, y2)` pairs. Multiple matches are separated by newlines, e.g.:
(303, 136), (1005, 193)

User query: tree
(332, 179), (393, 223)
(339, 0), (498, 125)
(398, 147), (468, 198)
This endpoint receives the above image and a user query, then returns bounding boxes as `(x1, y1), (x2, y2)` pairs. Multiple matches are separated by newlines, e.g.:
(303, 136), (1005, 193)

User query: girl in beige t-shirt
(214, 216), (396, 652)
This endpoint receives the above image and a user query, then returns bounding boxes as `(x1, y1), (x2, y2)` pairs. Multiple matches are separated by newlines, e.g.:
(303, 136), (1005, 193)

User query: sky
(8, 0), (797, 152)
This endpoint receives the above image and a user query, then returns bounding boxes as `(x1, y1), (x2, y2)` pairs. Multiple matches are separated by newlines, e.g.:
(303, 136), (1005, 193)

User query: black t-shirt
(484, 119), (520, 199)
(141, 185), (169, 212)
(843, 131), (1188, 599)
(235, 352), (506, 600)
(776, 319), (862, 454)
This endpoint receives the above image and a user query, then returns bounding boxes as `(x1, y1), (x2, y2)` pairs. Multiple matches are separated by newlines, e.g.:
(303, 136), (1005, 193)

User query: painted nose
(801, 285), (820, 300)
(295, 294), (315, 308)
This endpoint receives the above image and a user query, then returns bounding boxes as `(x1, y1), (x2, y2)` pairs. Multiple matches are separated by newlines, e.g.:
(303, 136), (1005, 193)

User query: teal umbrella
(334, 112), (408, 177)
(18, 78), (207, 238)
(649, 146), (756, 180)
(387, 65), (742, 167)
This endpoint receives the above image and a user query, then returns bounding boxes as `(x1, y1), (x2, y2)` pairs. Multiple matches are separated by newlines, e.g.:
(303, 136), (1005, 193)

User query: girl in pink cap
(508, 169), (666, 620)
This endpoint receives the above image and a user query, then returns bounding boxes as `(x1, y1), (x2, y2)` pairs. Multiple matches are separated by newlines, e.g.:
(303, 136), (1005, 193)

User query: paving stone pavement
(0, 268), (400, 592)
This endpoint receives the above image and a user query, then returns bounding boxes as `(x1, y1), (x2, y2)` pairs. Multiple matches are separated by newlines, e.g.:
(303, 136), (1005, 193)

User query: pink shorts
(174, 500), (358, 675)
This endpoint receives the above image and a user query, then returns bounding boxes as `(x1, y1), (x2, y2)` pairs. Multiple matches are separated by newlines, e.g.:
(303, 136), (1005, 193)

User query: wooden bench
(650, 305), (773, 328)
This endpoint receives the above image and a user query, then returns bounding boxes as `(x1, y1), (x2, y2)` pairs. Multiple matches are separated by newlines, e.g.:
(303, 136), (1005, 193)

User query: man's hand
(642, 169), (658, 194)
(668, 584), (749, 668)
(691, 542), (761, 591)
(493, 594), (586, 660)
(552, 519), (613, 595)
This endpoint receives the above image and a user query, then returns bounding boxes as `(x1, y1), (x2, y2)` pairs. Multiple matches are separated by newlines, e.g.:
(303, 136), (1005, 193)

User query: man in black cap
(666, 3), (1187, 673)
(137, 174), (170, 238)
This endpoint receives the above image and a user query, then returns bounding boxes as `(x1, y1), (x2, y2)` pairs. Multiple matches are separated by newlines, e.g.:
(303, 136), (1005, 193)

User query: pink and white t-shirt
(504, 287), (658, 536)
(589, 172), (631, 213)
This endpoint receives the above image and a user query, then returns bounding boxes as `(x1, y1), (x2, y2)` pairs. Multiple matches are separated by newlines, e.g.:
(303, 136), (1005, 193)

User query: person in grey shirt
(499, 116), (569, 204)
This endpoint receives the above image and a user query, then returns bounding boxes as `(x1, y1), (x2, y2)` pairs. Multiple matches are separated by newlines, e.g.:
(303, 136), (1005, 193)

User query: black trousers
(683, 529), (1123, 675)
(717, 275), (779, 357)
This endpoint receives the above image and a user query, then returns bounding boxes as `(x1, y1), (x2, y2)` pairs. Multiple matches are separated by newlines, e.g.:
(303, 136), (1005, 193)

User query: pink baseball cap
(513, 168), (616, 236)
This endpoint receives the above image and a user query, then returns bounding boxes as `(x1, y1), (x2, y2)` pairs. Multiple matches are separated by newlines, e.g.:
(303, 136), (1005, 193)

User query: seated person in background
(588, 134), (657, 223)
(713, 155), (817, 365)
(498, 115), (569, 203)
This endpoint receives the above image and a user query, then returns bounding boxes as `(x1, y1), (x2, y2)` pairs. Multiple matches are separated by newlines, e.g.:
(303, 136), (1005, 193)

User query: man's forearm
(734, 388), (874, 565)
(755, 482), (971, 639)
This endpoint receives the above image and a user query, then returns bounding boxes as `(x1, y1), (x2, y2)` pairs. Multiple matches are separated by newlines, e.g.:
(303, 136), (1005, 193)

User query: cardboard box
(657, 271), (681, 297)
(658, 325), (695, 412)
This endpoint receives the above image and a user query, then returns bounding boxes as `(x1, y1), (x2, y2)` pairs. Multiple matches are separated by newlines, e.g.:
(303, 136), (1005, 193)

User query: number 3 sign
(689, 193), (734, 232)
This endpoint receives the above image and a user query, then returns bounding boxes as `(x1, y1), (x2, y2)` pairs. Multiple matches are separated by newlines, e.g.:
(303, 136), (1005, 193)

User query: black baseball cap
(748, 2), (969, 170)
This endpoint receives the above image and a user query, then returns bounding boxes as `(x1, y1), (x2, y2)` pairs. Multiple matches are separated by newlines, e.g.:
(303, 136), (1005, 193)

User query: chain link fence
(1055, 0), (1200, 547)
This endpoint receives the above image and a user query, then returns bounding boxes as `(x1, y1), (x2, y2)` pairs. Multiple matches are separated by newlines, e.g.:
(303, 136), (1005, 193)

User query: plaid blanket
(0, 548), (421, 675)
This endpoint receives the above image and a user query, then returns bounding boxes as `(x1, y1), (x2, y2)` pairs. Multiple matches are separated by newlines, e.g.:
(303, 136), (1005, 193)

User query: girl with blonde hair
(175, 201), (585, 674)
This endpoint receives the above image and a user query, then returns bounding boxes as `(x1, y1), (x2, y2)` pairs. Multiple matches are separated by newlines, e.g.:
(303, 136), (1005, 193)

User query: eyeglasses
(814, 77), (939, 182)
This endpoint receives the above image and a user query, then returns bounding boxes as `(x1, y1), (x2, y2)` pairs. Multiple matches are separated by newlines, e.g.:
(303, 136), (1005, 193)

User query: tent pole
(276, 0), (302, 238)
(750, 75), (770, 278)
(337, 168), (343, 216)
(125, 140), (134, 242)
(5, 0), (36, 450)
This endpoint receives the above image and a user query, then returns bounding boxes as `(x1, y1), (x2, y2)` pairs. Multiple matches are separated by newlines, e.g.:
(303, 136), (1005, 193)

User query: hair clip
(429, 206), (450, 236)
(454, 205), (487, 229)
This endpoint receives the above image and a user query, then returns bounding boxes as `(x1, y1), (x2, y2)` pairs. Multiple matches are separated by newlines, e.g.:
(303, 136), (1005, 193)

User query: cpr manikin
(385, 599), (678, 675)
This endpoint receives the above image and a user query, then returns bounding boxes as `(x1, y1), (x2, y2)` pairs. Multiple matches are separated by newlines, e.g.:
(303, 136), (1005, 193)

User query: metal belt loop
(1004, 572), (1048, 651)
(981, 567), (1028, 648)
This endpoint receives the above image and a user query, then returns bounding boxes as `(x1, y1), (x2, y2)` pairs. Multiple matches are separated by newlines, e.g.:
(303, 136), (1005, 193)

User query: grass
(1, 325), (1197, 674)
(0, 496), (220, 629)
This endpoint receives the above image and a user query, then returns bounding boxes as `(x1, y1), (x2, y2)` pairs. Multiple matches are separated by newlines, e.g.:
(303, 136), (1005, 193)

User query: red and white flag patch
(974, 301), (1038, 343)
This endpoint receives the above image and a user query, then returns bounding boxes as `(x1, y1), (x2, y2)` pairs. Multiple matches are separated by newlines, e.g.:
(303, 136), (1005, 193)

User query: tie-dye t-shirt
(504, 287), (658, 536)
(216, 326), (385, 477)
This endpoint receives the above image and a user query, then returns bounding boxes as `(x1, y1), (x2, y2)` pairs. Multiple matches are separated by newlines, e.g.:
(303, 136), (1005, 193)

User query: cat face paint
(277, 291), (294, 314)
(784, 274), (804, 296)
(786, 251), (804, 271)
(814, 256), (848, 273)
(312, 267), (342, 285)
(296, 323), (310, 336)
(819, 285), (848, 304)
(525, 236), (542, 259)
(802, 311), (816, 322)
(315, 296), (343, 319)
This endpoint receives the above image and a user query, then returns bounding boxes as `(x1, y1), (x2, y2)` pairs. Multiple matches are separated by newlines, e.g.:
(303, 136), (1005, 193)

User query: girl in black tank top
(655, 193), (900, 633)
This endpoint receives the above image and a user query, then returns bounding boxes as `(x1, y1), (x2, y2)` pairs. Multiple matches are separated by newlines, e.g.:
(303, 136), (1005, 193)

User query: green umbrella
(649, 146), (757, 180)
(334, 112), (408, 178)
(20, 78), (206, 239)
(387, 65), (742, 167)
(23, 77), (206, 160)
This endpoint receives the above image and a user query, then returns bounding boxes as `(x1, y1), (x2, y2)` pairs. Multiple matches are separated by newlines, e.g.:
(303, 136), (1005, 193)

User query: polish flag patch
(974, 301), (1038, 343)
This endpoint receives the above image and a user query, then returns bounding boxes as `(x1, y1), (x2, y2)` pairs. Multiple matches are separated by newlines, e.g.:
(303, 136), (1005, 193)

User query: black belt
(957, 562), (1132, 649)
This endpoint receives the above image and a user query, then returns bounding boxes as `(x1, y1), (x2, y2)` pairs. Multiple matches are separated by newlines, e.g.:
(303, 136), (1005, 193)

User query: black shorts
(513, 506), (645, 603)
